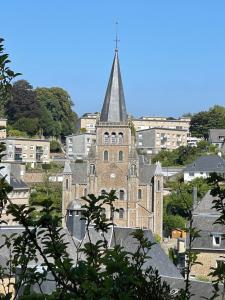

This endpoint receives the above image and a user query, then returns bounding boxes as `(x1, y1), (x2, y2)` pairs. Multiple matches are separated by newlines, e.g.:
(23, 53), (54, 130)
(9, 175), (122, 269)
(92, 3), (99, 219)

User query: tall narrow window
(66, 179), (69, 190)
(101, 208), (106, 218)
(157, 180), (161, 191)
(119, 190), (125, 200)
(90, 164), (95, 175)
(111, 132), (116, 144)
(131, 164), (137, 176)
(104, 150), (109, 161)
(119, 151), (123, 161)
(118, 132), (124, 144)
(104, 132), (109, 144)
(83, 188), (87, 197)
(119, 208), (124, 219)
(138, 189), (142, 200)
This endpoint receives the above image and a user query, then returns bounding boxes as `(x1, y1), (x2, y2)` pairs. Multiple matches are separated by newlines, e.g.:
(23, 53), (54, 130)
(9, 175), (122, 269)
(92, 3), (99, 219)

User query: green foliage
(190, 105), (225, 138)
(50, 140), (62, 153)
(14, 117), (40, 136)
(7, 128), (28, 137)
(0, 37), (21, 116)
(36, 87), (78, 138)
(164, 177), (210, 234)
(153, 140), (215, 167)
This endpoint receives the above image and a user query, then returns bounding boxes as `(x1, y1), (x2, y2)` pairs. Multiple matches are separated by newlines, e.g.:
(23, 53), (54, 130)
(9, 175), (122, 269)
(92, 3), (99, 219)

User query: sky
(1, 1), (225, 118)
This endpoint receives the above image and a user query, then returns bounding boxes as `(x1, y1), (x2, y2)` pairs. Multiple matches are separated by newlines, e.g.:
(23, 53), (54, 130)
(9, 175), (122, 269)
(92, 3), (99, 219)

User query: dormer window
(213, 234), (221, 246)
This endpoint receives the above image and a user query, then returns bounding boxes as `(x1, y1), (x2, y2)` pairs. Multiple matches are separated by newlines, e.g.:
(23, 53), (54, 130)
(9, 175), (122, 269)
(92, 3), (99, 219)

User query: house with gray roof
(208, 129), (225, 151)
(189, 191), (225, 280)
(183, 154), (225, 182)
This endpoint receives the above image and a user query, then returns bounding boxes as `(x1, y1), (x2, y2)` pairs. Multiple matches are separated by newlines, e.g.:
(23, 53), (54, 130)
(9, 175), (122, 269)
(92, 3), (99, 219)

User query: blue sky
(2, 1), (225, 118)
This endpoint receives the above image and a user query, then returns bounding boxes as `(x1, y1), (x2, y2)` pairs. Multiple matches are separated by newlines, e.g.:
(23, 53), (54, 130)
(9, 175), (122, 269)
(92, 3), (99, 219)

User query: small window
(216, 260), (225, 268)
(104, 150), (109, 161)
(213, 235), (221, 246)
(118, 132), (124, 144)
(157, 180), (161, 191)
(30, 145), (34, 150)
(66, 179), (69, 190)
(138, 189), (142, 200)
(90, 164), (95, 175)
(111, 132), (116, 144)
(189, 172), (194, 177)
(119, 208), (124, 219)
(101, 190), (106, 196)
(83, 188), (87, 197)
(119, 190), (125, 200)
(68, 210), (72, 216)
(104, 132), (110, 144)
(75, 210), (79, 216)
(101, 208), (106, 218)
(119, 151), (123, 161)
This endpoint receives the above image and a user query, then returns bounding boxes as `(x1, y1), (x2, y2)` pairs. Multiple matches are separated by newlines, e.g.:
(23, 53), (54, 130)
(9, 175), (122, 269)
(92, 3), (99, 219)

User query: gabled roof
(184, 155), (225, 173)
(100, 49), (127, 122)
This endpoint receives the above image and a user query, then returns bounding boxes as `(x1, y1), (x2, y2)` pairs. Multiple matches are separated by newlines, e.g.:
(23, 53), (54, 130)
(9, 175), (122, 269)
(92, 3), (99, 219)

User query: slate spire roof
(100, 49), (127, 122)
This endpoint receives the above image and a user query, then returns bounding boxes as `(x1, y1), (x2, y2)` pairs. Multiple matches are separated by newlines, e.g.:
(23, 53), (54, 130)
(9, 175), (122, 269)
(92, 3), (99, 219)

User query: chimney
(66, 200), (86, 240)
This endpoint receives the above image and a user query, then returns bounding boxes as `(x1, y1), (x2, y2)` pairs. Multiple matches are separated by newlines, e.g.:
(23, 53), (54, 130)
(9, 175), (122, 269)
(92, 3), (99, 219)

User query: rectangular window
(189, 172), (194, 177)
(213, 235), (221, 246)
(216, 260), (225, 268)
(30, 145), (34, 150)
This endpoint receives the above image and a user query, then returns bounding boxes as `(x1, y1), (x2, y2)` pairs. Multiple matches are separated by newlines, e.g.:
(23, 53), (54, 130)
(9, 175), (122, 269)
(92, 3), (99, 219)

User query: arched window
(118, 132), (124, 144)
(101, 189), (106, 196)
(157, 180), (161, 191)
(90, 164), (95, 175)
(66, 179), (69, 190)
(111, 132), (116, 144)
(119, 208), (125, 219)
(119, 190), (125, 200)
(83, 188), (87, 197)
(138, 189), (142, 200)
(104, 150), (109, 161)
(119, 151), (123, 161)
(131, 164), (137, 176)
(104, 132), (109, 144)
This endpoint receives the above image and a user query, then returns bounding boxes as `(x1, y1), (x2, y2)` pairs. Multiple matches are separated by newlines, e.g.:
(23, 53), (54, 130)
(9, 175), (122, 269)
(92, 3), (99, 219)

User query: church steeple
(100, 49), (127, 122)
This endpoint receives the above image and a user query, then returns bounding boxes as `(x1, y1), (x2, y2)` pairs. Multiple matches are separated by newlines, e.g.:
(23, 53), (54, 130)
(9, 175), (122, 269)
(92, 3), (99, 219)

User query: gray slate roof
(139, 164), (156, 184)
(209, 129), (225, 143)
(10, 174), (29, 190)
(184, 155), (225, 173)
(100, 50), (127, 122)
(191, 191), (225, 250)
(81, 226), (183, 279)
(70, 162), (87, 184)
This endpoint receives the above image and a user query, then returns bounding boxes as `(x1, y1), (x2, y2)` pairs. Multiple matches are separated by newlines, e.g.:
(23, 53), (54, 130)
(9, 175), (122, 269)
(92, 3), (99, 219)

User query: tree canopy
(190, 105), (225, 138)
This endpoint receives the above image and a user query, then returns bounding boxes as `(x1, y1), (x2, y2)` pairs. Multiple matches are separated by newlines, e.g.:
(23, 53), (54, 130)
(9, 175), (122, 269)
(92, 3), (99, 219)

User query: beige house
(0, 163), (30, 225)
(136, 127), (188, 154)
(0, 119), (7, 139)
(77, 114), (190, 134)
(63, 48), (163, 237)
(3, 138), (50, 164)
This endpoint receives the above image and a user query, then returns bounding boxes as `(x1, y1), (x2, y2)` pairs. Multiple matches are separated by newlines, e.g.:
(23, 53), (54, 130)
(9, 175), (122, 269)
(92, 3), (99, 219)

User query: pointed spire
(100, 49), (127, 122)
(63, 160), (72, 174)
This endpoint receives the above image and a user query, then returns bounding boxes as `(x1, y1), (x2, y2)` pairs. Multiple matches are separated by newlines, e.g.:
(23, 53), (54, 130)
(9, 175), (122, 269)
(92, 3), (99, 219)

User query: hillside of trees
(4, 80), (78, 139)
(190, 105), (225, 138)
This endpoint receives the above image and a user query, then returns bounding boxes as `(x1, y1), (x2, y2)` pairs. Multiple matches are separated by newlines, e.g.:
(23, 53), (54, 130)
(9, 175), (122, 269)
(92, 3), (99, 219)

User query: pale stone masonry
(62, 48), (163, 237)
(2, 137), (50, 163)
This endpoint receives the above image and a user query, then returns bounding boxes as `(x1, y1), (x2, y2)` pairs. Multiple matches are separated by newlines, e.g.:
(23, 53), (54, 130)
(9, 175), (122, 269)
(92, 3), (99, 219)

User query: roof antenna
(114, 21), (120, 51)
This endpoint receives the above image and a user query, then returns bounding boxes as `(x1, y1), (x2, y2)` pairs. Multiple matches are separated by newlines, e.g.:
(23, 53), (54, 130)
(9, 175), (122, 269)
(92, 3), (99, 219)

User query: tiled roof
(184, 155), (225, 173)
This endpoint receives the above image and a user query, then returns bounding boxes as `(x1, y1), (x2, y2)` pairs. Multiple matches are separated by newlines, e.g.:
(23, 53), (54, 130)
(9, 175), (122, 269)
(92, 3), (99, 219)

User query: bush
(50, 140), (62, 153)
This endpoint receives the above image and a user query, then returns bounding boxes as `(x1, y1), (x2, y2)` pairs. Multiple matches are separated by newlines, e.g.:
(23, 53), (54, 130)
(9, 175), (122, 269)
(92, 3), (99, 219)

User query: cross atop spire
(114, 21), (120, 50)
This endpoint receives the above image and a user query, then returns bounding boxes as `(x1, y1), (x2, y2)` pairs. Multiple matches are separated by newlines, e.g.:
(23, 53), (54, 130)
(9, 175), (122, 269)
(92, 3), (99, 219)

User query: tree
(190, 105), (225, 138)
(0, 38), (20, 116)
(5, 80), (41, 123)
(50, 140), (62, 153)
(36, 87), (78, 138)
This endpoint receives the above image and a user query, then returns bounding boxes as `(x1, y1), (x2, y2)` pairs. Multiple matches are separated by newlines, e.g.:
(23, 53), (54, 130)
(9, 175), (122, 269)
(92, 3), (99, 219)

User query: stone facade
(0, 119), (7, 139)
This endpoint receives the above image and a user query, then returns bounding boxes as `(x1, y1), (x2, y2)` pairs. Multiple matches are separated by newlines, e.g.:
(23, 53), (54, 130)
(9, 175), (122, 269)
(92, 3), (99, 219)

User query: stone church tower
(62, 48), (163, 237)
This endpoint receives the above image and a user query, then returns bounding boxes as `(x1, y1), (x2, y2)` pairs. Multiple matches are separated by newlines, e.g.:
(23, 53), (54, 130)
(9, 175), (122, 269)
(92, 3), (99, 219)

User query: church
(62, 47), (163, 237)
